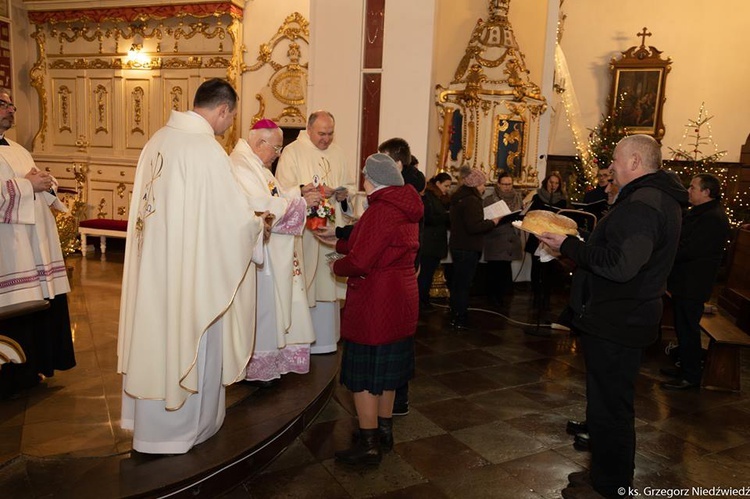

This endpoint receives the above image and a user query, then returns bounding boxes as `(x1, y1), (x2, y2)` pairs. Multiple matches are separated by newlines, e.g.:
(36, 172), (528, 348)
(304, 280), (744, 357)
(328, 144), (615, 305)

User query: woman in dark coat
(524, 171), (568, 309)
(418, 172), (452, 310)
(330, 153), (423, 466)
(448, 168), (500, 329)
(483, 172), (522, 306)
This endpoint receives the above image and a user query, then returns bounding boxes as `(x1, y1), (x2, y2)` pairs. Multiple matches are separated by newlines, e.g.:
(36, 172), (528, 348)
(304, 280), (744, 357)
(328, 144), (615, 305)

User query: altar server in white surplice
(117, 79), (265, 454)
(229, 119), (321, 384)
(275, 111), (357, 354)
(0, 87), (76, 399)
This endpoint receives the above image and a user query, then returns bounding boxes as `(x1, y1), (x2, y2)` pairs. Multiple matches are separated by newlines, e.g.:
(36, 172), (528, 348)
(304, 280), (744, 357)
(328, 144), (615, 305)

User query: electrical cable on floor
(429, 302), (570, 330)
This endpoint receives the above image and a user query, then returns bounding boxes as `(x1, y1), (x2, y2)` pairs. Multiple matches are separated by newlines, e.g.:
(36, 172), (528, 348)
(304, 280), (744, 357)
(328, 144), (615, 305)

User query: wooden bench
(700, 312), (750, 391)
(78, 219), (128, 257)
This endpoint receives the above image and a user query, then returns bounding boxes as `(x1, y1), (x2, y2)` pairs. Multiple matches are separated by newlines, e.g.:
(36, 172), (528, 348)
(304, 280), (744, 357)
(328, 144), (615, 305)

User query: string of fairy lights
(667, 103), (748, 228)
(558, 77), (749, 226)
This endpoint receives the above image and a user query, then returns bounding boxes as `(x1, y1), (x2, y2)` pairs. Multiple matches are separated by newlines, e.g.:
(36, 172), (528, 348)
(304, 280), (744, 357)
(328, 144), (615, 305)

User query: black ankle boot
(378, 417), (393, 452)
(336, 428), (382, 466)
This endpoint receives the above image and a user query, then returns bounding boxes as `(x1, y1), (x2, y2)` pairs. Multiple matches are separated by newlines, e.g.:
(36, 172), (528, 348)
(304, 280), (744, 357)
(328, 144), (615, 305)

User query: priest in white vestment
(0, 87), (75, 398)
(275, 111), (357, 354)
(229, 119), (320, 383)
(117, 79), (265, 454)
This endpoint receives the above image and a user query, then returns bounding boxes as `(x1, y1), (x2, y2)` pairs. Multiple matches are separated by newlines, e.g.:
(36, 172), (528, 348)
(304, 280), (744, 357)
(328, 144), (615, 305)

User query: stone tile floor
(2, 251), (749, 498)
(231, 292), (750, 498)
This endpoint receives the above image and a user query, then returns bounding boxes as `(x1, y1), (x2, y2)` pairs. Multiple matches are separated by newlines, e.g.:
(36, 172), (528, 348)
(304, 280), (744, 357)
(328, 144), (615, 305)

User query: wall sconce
(126, 43), (152, 68)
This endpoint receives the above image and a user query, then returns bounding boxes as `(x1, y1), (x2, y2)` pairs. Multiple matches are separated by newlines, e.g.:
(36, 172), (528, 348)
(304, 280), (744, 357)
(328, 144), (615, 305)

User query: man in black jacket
(580, 166), (610, 220)
(539, 135), (688, 499)
(661, 173), (730, 390)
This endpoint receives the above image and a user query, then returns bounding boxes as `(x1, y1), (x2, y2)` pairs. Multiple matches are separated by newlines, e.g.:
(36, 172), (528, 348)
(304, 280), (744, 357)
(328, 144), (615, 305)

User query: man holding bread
(538, 135), (687, 499)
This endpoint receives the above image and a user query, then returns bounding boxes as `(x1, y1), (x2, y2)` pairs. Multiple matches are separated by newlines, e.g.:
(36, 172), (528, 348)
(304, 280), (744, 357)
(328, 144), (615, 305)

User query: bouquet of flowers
(306, 187), (335, 230)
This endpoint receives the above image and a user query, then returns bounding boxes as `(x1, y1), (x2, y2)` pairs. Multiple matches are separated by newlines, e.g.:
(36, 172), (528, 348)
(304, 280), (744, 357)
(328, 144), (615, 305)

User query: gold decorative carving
(28, 2), (247, 216)
(243, 12), (309, 127)
(224, 16), (243, 152)
(251, 94), (267, 128)
(96, 198), (108, 219)
(278, 106), (305, 122)
(57, 86), (72, 133)
(75, 135), (90, 152)
(170, 86), (183, 111)
(131, 87), (145, 135)
(243, 12), (309, 73)
(94, 85), (109, 134)
(161, 57), (202, 69)
(30, 26), (49, 149)
(204, 57), (231, 68)
(73, 163), (88, 204)
(270, 43), (306, 106)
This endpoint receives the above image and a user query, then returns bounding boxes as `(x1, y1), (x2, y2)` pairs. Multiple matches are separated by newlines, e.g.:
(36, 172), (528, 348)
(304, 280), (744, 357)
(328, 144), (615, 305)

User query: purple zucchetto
(252, 118), (279, 130)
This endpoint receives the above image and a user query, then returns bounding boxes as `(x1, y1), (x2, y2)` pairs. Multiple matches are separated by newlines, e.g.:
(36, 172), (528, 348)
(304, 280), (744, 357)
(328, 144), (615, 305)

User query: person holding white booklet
(448, 168), (500, 329)
(482, 172), (523, 307)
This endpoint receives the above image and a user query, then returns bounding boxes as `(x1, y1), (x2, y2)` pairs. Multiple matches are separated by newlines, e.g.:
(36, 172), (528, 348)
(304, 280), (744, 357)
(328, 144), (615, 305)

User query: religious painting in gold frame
(608, 30), (671, 141)
(491, 114), (526, 178)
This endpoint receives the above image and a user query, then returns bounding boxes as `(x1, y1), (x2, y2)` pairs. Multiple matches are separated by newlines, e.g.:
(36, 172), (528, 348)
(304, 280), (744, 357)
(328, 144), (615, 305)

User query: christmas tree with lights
(667, 103), (747, 226)
(569, 112), (629, 201)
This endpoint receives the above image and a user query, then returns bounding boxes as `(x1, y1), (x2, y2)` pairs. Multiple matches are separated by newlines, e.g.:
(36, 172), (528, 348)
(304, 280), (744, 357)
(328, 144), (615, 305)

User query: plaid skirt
(339, 337), (415, 395)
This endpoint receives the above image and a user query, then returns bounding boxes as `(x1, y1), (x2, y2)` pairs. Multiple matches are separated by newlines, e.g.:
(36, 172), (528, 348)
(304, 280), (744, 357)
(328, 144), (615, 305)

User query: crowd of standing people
(2, 78), (737, 499)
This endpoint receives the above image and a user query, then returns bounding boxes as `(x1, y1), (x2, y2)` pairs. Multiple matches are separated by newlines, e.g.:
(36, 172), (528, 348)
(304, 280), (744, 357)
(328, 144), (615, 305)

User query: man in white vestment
(229, 119), (321, 385)
(117, 78), (265, 454)
(0, 87), (75, 399)
(275, 111), (357, 354)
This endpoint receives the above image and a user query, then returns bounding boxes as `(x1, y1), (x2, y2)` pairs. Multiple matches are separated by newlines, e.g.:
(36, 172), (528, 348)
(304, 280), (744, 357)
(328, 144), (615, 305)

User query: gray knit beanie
(362, 153), (404, 187)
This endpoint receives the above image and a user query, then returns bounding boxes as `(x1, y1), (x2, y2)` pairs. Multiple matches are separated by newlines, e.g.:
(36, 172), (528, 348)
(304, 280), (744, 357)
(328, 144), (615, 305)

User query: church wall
(308, 0), (364, 173)
(553, 0), (750, 162)
(379, 0), (437, 172)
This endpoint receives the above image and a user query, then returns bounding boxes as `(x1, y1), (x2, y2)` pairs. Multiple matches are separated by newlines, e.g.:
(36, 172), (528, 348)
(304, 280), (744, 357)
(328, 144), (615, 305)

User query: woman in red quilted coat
(330, 153), (422, 466)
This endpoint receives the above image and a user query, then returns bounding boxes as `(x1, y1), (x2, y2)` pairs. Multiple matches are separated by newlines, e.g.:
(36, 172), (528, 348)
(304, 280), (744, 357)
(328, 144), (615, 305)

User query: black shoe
(573, 433), (590, 452)
(240, 378), (279, 389)
(392, 402), (409, 416)
(566, 420), (588, 435)
(659, 367), (682, 378)
(450, 319), (471, 331)
(660, 379), (700, 391)
(567, 470), (591, 487)
(336, 428), (382, 466)
(377, 417), (393, 452)
(350, 417), (394, 452)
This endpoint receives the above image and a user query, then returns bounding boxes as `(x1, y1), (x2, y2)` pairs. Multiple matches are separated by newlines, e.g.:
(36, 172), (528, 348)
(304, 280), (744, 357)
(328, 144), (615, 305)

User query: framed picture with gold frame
(609, 35), (671, 141)
(491, 114), (526, 178)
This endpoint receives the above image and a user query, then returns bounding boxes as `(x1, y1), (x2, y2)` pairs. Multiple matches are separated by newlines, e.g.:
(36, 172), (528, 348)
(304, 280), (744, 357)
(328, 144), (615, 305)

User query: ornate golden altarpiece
(24, 0), (244, 220)
(435, 0), (547, 187)
(241, 12), (309, 129)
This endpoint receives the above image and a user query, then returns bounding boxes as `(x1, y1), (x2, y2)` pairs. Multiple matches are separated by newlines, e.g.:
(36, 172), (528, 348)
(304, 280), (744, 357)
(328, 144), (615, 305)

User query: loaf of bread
(521, 210), (578, 236)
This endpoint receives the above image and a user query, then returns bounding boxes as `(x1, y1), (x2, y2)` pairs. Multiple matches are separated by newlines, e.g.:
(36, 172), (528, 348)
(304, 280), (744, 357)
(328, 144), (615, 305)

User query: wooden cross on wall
(637, 27), (652, 48)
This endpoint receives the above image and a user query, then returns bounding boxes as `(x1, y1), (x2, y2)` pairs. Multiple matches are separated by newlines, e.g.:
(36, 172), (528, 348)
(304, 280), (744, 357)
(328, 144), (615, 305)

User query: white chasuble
(275, 131), (356, 305)
(229, 140), (314, 378)
(0, 143), (70, 307)
(117, 111), (264, 425)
